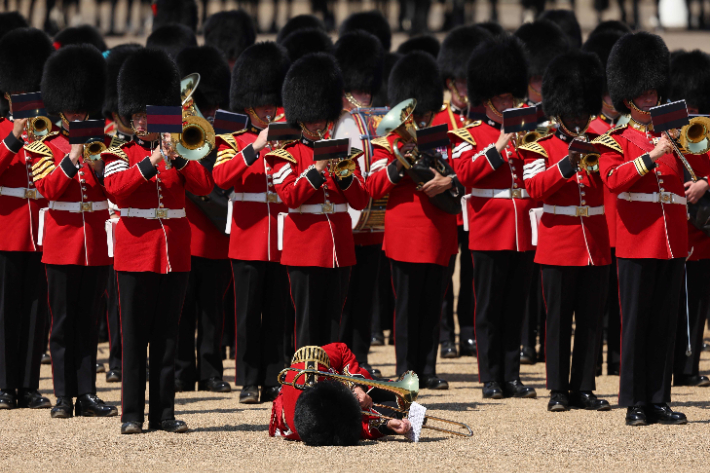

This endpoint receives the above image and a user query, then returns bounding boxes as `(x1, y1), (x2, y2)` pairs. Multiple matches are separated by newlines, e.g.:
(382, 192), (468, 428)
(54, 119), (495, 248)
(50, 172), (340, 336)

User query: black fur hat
(538, 9), (582, 49)
(590, 20), (632, 36)
(372, 51), (402, 107)
(388, 51), (443, 115)
(118, 48), (181, 117)
(438, 25), (493, 83)
(282, 52), (343, 125)
(53, 25), (106, 51)
(293, 381), (362, 447)
(581, 31), (626, 94)
(103, 44), (142, 118)
(397, 34), (440, 58)
(334, 31), (384, 95)
(204, 10), (256, 64)
(230, 42), (290, 112)
(146, 24), (197, 60)
(542, 50), (604, 119)
(0, 28), (54, 94)
(514, 20), (569, 78)
(280, 28), (334, 63)
(41, 44), (107, 115)
(0, 12), (28, 40)
(339, 10), (392, 52)
(669, 50), (710, 114)
(152, 0), (197, 32)
(277, 15), (326, 44)
(467, 36), (528, 106)
(607, 32), (669, 114)
(176, 45), (230, 111)
(476, 21), (507, 37)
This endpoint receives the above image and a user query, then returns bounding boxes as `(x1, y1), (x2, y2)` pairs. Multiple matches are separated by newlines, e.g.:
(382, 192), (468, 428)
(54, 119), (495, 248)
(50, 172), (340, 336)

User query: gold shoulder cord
(24, 140), (53, 159)
(448, 128), (476, 147)
(266, 148), (297, 164)
(518, 141), (548, 158)
(371, 136), (392, 154)
(591, 133), (623, 154)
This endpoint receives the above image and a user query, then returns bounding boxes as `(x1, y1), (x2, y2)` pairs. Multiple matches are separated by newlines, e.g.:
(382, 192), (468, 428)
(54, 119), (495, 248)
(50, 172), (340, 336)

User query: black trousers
(117, 270), (189, 424)
(222, 283), (235, 353)
(287, 266), (350, 349)
(47, 264), (109, 397)
(521, 263), (546, 352)
(371, 249), (394, 336)
(233, 259), (288, 387)
(390, 259), (448, 377)
(617, 257), (684, 407)
(674, 259), (710, 378)
(441, 227), (475, 344)
(176, 257), (231, 384)
(472, 250), (534, 384)
(600, 249), (621, 370)
(541, 264), (608, 393)
(0, 251), (47, 390)
(106, 267), (122, 371)
(340, 244), (381, 364)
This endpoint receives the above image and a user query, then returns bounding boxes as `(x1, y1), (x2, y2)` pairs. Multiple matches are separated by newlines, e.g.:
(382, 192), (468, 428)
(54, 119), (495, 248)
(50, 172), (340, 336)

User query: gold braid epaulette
(371, 136), (391, 153)
(591, 133), (623, 154)
(518, 141), (548, 158)
(348, 147), (364, 161)
(291, 346), (331, 368)
(448, 127), (477, 146)
(265, 147), (296, 163)
(23, 140), (53, 159)
(218, 133), (243, 153)
(108, 135), (126, 149)
(104, 145), (129, 162)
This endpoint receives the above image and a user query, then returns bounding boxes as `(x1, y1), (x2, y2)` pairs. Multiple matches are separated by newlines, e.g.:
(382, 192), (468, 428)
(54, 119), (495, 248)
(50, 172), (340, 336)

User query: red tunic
(212, 129), (287, 262)
(26, 135), (112, 266)
(589, 115), (619, 248)
(684, 153), (710, 261)
(450, 119), (536, 252)
(269, 342), (384, 441)
(102, 139), (214, 273)
(595, 124), (688, 260)
(365, 133), (458, 266)
(265, 138), (370, 268)
(520, 131), (611, 266)
(185, 199), (229, 260)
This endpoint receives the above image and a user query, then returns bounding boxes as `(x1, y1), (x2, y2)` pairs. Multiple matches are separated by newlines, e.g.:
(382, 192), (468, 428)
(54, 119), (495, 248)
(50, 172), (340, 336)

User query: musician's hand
(495, 130), (514, 153)
(685, 179), (709, 204)
(649, 134), (673, 161)
(420, 167), (452, 197)
(352, 386), (372, 410)
(149, 147), (164, 166)
(12, 118), (27, 139)
(568, 150), (582, 168)
(314, 160), (328, 173)
(387, 419), (412, 435)
(253, 127), (269, 153)
(69, 144), (83, 164)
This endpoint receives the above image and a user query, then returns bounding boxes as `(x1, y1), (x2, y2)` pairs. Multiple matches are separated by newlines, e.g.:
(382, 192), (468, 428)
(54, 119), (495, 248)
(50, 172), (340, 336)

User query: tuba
(167, 73), (216, 162)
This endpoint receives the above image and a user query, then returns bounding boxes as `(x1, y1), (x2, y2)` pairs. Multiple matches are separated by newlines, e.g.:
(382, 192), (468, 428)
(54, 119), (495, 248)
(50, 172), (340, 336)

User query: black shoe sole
(76, 408), (118, 417)
(548, 404), (569, 412)
(19, 401), (52, 409)
(647, 417), (688, 425)
(51, 410), (73, 419)
(482, 392), (503, 399)
(198, 386), (231, 393)
(440, 352), (458, 359)
(239, 396), (259, 404)
(626, 418), (647, 426)
(520, 358), (536, 365)
(106, 376), (121, 383)
(121, 424), (143, 434)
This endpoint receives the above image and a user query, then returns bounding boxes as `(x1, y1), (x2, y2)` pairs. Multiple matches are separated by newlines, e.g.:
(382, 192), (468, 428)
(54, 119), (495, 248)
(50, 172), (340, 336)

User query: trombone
(277, 367), (473, 438)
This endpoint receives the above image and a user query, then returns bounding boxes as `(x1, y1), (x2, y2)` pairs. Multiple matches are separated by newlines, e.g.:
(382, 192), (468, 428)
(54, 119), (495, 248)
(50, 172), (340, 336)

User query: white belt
(48, 200), (109, 213)
(618, 192), (687, 205)
(225, 192), (282, 234)
(104, 217), (119, 258)
(0, 186), (44, 200)
(542, 204), (605, 217)
(120, 208), (186, 219)
(278, 203), (349, 251)
(462, 188), (530, 231)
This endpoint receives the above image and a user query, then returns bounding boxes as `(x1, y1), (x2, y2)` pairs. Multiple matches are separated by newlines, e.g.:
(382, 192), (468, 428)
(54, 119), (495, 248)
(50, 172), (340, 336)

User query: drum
(334, 107), (390, 232)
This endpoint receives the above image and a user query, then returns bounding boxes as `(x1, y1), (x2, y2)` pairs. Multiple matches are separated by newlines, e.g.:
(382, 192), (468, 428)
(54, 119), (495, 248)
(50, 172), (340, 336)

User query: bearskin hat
(581, 31), (626, 94)
(230, 42), (290, 112)
(538, 9), (582, 49)
(397, 34), (440, 58)
(118, 48), (180, 118)
(542, 50), (604, 119)
(41, 44), (106, 115)
(277, 15), (326, 44)
(146, 24), (197, 60)
(53, 25), (106, 51)
(339, 10), (392, 52)
(0, 28), (54, 94)
(514, 20), (569, 78)
(176, 46), (230, 112)
(607, 32), (669, 114)
(467, 36), (528, 106)
(476, 21), (507, 37)
(152, 0), (197, 32)
(0, 12), (28, 40)
(103, 44), (142, 118)
(388, 51), (443, 115)
(293, 381), (362, 447)
(334, 31), (384, 95)
(590, 20), (632, 36)
(280, 28), (334, 63)
(438, 25), (493, 84)
(669, 50), (710, 114)
(203, 10), (256, 64)
(282, 53), (343, 125)
(372, 51), (402, 107)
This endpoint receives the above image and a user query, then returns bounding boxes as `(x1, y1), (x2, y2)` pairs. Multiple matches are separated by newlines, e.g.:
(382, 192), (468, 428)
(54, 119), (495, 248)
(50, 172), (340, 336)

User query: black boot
(0, 389), (16, 409)
(75, 394), (118, 417)
(51, 397), (74, 418)
(17, 389), (51, 409)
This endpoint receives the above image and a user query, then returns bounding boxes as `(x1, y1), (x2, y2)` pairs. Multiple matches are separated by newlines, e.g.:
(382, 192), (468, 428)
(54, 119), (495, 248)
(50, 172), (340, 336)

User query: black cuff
(59, 155), (78, 179)
(173, 156), (189, 170)
(484, 146), (505, 170)
(387, 161), (404, 184)
(137, 157), (158, 180)
(641, 153), (656, 171)
(242, 143), (258, 166)
(4, 131), (22, 154)
(558, 155), (576, 179)
(336, 174), (354, 190)
(377, 424), (396, 436)
(306, 167), (326, 189)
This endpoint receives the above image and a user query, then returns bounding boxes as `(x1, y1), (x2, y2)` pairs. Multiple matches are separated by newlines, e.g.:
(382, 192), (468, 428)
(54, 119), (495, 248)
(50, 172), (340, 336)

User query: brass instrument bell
(376, 98), (418, 169)
(83, 139), (106, 161)
(170, 73), (216, 161)
(680, 116), (710, 155)
(28, 116), (52, 142)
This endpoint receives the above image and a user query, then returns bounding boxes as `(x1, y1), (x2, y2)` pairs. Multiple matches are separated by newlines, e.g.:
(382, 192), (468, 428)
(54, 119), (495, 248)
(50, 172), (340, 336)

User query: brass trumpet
(83, 139), (106, 161)
(329, 157), (356, 180)
(28, 115), (52, 142)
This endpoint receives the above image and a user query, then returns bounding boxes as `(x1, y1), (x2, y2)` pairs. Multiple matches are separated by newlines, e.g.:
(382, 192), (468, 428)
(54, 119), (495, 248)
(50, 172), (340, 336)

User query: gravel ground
(1, 335), (709, 473)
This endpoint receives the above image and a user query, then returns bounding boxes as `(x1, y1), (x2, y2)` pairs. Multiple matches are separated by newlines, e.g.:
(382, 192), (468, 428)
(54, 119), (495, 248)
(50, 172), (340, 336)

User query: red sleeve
(212, 137), (255, 188)
(451, 135), (507, 187)
(360, 418), (386, 440)
(102, 148), (152, 199)
(323, 343), (373, 380)
(28, 142), (72, 201)
(265, 149), (320, 209)
(178, 160), (214, 196)
(0, 129), (23, 176)
(596, 137), (654, 193)
(521, 147), (575, 201)
(364, 144), (400, 200)
(339, 161), (370, 210)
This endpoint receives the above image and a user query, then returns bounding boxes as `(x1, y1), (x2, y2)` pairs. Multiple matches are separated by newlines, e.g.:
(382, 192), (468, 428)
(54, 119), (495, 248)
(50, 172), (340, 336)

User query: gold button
(513, 183), (518, 188)
(581, 200), (586, 205)
(159, 203), (164, 208)
(581, 191), (586, 196)
(660, 188), (665, 192)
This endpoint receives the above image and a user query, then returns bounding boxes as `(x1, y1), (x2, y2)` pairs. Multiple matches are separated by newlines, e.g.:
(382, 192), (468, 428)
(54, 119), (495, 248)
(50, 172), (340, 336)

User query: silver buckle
(266, 193), (279, 203)
(511, 189), (522, 199)
(321, 202), (334, 213)
(575, 206), (589, 217)
(24, 189), (37, 199)
(659, 192), (672, 204)
(155, 208), (169, 219)
(80, 202), (93, 212)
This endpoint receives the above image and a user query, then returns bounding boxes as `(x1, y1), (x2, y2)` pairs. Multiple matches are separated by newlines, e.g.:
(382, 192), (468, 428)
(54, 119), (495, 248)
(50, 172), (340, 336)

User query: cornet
(83, 139), (106, 161)
(27, 116), (52, 142)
